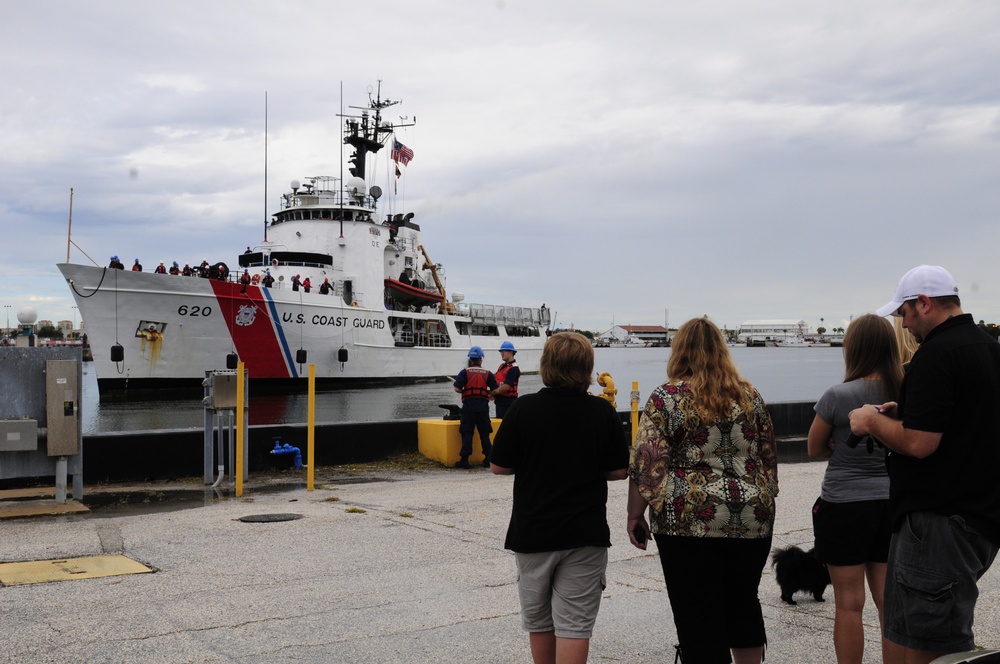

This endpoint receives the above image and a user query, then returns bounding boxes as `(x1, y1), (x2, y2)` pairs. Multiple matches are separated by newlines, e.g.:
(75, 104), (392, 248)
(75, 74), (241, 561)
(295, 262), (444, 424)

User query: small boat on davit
(59, 85), (551, 400)
(383, 278), (444, 307)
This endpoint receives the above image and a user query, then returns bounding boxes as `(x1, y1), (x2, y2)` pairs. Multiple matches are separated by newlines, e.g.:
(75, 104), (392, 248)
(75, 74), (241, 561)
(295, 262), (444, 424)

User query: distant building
(619, 325), (670, 345)
(737, 320), (808, 343)
(597, 324), (670, 346)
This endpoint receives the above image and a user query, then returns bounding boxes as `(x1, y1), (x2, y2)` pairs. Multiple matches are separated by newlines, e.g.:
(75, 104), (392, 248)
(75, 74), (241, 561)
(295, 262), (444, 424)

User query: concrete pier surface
(2, 461), (1000, 663)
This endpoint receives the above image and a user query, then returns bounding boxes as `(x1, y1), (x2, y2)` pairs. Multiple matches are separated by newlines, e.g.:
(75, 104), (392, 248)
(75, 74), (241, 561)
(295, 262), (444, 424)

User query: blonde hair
(893, 315), (920, 365)
(667, 317), (753, 420)
(540, 332), (594, 391)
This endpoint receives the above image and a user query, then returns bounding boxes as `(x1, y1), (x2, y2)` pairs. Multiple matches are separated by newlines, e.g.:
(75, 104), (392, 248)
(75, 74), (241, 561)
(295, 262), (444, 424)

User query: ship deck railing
(468, 304), (551, 328)
(412, 332), (451, 348)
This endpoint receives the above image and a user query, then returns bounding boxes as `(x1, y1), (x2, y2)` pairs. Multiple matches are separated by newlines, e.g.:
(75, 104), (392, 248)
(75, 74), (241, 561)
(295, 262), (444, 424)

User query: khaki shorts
(515, 546), (608, 639)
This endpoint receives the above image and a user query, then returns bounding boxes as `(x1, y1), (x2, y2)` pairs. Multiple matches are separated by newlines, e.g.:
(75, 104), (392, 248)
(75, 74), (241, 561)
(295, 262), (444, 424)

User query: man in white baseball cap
(851, 264), (1000, 662)
(875, 264), (960, 318)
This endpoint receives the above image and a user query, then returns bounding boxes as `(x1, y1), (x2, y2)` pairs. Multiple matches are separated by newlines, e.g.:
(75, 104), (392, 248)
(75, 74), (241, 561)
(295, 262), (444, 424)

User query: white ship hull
(60, 264), (545, 397)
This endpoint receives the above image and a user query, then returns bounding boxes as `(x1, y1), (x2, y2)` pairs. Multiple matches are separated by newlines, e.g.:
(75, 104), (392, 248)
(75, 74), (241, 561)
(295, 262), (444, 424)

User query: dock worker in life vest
(492, 341), (521, 418)
(453, 346), (499, 469)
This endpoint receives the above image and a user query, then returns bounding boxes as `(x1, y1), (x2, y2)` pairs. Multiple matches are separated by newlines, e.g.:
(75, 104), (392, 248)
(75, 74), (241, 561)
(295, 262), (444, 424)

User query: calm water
(81, 345), (845, 434)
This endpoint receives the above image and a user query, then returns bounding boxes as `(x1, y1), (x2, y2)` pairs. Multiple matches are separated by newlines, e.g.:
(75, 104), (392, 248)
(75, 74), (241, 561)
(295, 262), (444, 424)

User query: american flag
(391, 140), (414, 166)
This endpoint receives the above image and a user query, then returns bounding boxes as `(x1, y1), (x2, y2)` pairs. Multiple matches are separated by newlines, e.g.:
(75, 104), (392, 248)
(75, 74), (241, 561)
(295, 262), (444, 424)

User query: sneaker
(454, 458), (470, 469)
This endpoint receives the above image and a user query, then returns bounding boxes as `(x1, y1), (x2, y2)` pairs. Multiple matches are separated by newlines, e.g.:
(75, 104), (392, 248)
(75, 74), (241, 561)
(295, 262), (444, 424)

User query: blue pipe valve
(271, 441), (303, 469)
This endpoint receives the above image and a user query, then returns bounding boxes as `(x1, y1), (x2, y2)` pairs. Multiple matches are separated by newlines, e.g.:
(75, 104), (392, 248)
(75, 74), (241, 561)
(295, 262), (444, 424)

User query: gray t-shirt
(815, 378), (890, 502)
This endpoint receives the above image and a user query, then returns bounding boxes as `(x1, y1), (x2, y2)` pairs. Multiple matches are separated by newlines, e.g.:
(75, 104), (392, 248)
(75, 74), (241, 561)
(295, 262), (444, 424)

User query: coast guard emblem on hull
(235, 305), (257, 327)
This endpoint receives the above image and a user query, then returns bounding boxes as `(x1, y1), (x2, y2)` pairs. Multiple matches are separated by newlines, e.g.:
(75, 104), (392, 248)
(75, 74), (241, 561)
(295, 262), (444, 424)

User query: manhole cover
(238, 513), (303, 523)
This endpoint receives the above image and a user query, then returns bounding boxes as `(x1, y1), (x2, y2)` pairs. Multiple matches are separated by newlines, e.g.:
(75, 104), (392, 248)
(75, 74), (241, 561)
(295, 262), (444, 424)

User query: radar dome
(346, 177), (367, 198)
(17, 306), (37, 325)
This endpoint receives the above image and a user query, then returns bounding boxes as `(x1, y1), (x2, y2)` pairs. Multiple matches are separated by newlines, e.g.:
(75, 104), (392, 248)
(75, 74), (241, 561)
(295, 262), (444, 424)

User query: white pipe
(211, 412), (225, 488)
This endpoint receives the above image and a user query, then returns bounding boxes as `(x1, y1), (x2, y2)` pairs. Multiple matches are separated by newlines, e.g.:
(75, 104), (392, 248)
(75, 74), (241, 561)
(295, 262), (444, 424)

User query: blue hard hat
(500, 341), (516, 352)
(467, 346), (484, 359)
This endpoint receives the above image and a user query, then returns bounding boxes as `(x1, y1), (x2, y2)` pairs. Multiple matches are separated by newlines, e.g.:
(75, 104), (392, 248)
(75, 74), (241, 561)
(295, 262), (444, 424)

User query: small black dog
(772, 545), (830, 605)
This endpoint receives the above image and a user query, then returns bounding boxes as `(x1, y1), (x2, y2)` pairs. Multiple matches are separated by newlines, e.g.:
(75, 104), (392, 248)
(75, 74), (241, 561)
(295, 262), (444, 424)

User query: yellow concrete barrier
(417, 419), (501, 466)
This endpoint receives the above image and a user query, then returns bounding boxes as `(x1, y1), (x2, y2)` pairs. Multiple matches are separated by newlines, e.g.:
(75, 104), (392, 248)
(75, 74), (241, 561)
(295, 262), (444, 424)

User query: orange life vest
(495, 361), (518, 398)
(461, 366), (491, 401)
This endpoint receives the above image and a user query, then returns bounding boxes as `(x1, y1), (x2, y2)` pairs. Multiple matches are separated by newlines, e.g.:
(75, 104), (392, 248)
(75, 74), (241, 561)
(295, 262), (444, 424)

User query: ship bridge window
(238, 252), (265, 268)
(300, 210), (334, 220)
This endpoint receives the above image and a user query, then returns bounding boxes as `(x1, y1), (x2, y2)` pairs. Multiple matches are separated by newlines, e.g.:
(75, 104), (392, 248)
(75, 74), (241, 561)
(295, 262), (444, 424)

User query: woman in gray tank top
(807, 313), (905, 664)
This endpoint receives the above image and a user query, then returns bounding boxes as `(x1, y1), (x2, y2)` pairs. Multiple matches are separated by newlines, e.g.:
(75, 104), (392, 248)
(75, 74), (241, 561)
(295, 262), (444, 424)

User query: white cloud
(2, 0), (1000, 333)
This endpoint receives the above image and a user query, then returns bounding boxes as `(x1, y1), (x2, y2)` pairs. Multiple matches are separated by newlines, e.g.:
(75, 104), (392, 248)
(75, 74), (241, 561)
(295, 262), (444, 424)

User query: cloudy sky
(3, 1), (999, 334)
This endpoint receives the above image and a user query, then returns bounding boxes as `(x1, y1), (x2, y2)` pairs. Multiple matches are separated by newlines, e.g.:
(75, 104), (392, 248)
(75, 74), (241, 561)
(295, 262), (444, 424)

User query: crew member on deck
(291, 274), (301, 291)
(109, 256), (124, 269)
(492, 341), (521, 418)
(169, 261), (180, 275)
(302, 277), (312, 293)
(182, 263), (193, 276)
(154, 261), (167, 274)
(132, 258), (143, 272)
(262, 270), (275, 288)
(320, 278), (331, 295)
(240, 270), (251, 293)
(453, 346), (499, 468)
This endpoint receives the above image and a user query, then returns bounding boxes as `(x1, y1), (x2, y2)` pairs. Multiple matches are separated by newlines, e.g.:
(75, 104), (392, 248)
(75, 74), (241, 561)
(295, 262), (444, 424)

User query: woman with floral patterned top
(628, 316), (778, 664)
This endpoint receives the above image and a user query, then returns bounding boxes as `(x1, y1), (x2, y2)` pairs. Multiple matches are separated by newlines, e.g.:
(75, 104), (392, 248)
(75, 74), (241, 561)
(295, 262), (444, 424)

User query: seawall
(60, 401), (815, 485)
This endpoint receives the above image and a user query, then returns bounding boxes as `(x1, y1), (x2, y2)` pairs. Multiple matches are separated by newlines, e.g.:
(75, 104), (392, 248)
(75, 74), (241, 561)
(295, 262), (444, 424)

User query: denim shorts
(884, 511), (1000, 653)
(515, 547), (608, 639)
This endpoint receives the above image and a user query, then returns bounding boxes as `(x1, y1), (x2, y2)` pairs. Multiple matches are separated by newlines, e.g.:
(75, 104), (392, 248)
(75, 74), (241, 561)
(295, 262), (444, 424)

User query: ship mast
(341, 82), (414, 180)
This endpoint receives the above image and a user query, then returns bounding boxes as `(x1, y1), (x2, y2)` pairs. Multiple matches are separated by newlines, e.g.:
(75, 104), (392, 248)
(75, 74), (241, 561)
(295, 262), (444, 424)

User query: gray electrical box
(45, 360), (79, 456)
(211, 372), (238, 410)
(0, 419), (38, 452)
